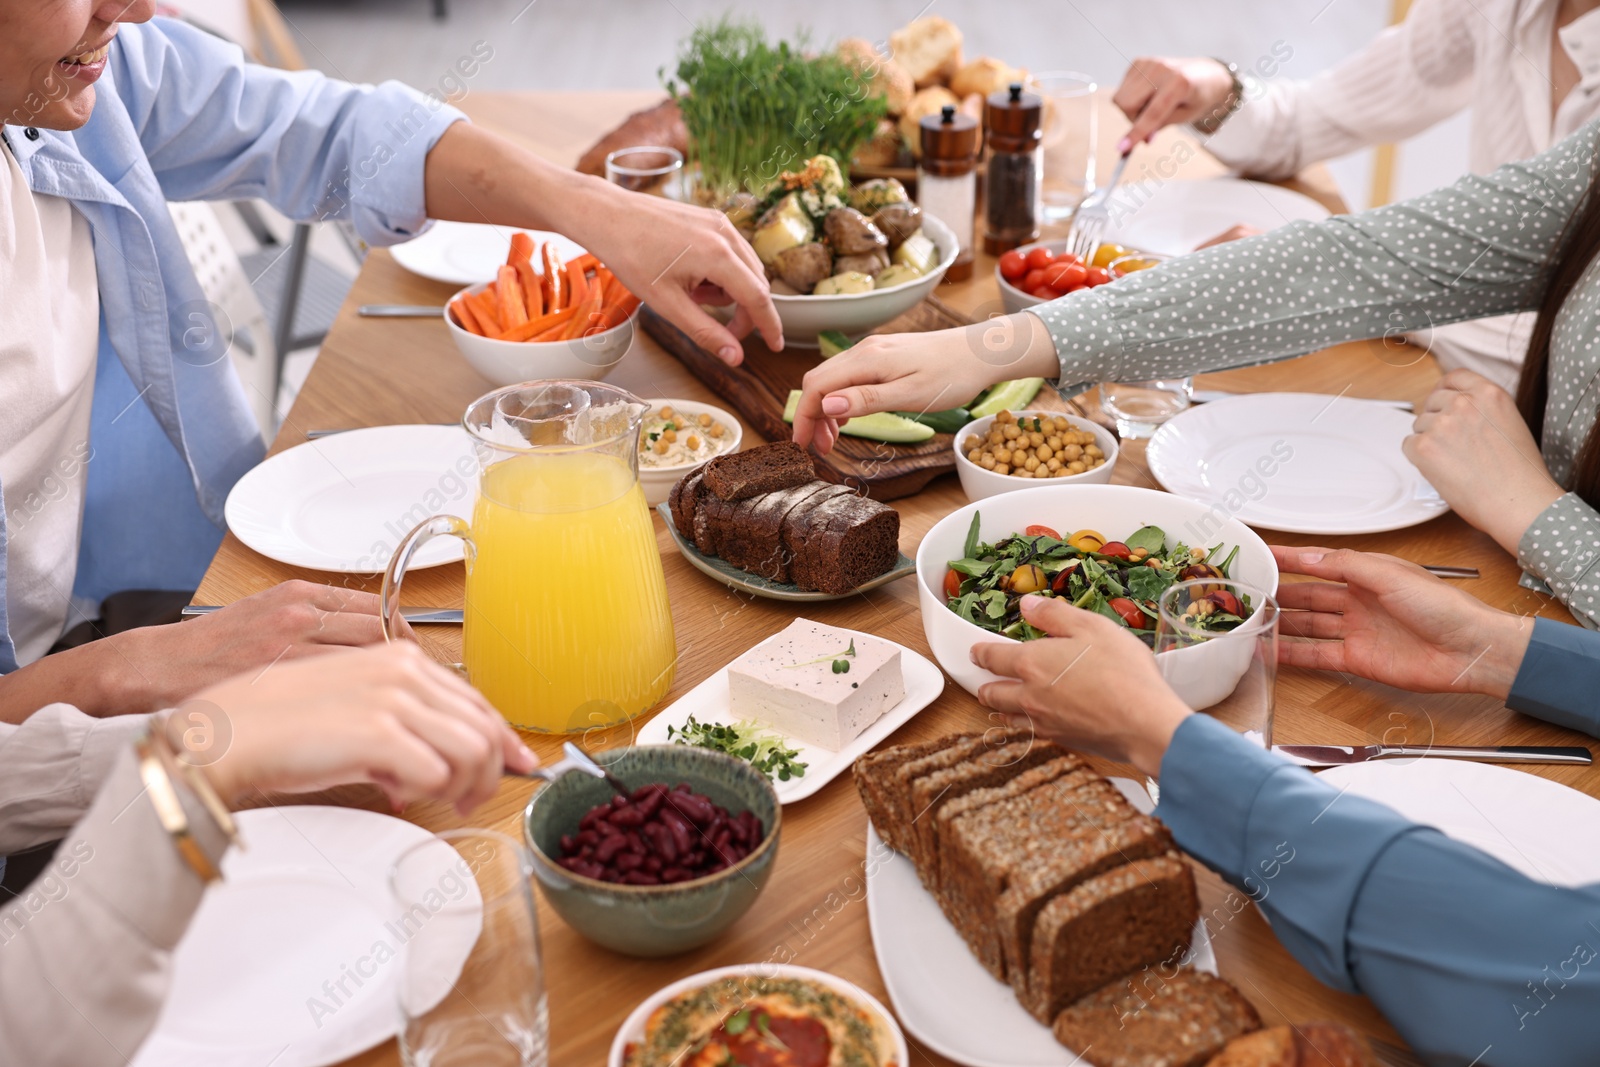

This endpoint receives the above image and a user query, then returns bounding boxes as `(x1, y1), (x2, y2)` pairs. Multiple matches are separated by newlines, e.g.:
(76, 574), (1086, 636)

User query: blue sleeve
(108, 18), (468, 245)
(1507, 617), (1600, 737)
(1157, 714), (1600, 1066)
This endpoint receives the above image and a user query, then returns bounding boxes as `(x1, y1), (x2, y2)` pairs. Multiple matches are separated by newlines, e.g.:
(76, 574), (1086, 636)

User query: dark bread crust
(853, 737), (960, 853)
(702, 441), (815, 501)
(1053, 967), (1262, 1067)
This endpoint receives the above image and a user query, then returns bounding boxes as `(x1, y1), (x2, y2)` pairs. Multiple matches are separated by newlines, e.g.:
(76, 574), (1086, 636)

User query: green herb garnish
(783, 638), (856, 671)
(724, 1010), (750, 1036)
(667, 715), (808, 782)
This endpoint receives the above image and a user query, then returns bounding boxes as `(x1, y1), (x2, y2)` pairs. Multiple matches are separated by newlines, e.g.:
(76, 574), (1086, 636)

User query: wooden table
(194, 91), (1585, 1066)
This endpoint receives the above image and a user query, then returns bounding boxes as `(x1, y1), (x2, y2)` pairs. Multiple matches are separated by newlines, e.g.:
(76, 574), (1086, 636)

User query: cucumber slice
(892, 407), (971, 434)
(969, 378), (1046, 419)
(782, 390), (935, 443)
(817, 330), (854, 358)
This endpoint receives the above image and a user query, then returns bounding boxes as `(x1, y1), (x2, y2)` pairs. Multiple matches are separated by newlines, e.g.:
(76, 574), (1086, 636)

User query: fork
(1064, 151), (1132, 262)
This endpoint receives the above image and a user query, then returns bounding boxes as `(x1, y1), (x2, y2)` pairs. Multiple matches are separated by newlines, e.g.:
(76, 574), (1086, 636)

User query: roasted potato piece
(774, 241), (835, 293)
(850, 177), (911, 214)
(873, 263), (924, 288)
(813, 272), (876, 296)
(893, 231), (939, 274)
(833, 249), (890, 276)
(872, 202), (923, 249)
(751, 193), (816, 266)
(823, 207), (889, 256)
(768, 277), (802, 296)
(723, 191), (761, 239)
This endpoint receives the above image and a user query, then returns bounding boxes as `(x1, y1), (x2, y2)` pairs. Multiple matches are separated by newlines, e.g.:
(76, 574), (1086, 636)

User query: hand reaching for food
(1112, 56), (1239, 152)
(1402, 369), (1565, 553)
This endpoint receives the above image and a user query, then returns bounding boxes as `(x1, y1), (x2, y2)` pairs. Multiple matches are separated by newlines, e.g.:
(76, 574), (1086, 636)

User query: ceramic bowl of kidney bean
(522, 744), (781, 956)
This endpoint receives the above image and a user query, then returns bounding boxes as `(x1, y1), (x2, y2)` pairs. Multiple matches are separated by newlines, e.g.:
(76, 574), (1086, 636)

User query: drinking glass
(1034, 72), (1097, 221)
(393, 830), (548, 1067)
(1099, 379), (1192, 439)
(604, 145), (684, 194)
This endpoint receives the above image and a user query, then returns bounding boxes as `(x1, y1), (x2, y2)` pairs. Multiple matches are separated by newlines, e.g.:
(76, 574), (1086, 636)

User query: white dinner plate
(1317, 759), (1600, 887)
(390, 221), (587, 286)
(607, 963), (908, 1067)
(634, 626), (945, 804)
(1145, 392), (1448, 535)
(131, 807), (478, 1067)
(866, 780), (1217, 1067)
(1100, 176), (1331, 257)
(225, 425), (477, 572)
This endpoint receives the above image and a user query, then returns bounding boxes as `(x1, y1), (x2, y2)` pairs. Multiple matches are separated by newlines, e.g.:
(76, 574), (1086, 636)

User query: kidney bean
(637, 791), (664, 819)
(610, 794), (628, 809)
(594, 835), (626, 863)
(660, 866), (690, 883)
(625, 831), (645, 854)
(579, 809), (602, 832)
(711, 828), (733, 855)
(643, 822), (678, 863)
(610, 805), (646, 828)
(674, 782), (692, 794)
(573, 860), (605, 880)
(659, 809), (693, 855)
(684, 850), (705, 868)
(614, 852), (643, 872)
(643, 855), (663, 874)
(576, 828), (600, 848)
(559, 834), (577, 854)
(620, 870), (661, 886)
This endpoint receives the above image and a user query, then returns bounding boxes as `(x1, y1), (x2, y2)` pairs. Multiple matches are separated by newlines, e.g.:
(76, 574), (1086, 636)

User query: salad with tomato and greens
(942, 513), (1251, 645)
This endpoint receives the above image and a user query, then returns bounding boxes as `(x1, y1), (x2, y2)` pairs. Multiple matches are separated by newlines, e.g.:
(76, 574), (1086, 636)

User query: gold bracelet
(135, 732), (224, 884)
(149, 718), (240, 850)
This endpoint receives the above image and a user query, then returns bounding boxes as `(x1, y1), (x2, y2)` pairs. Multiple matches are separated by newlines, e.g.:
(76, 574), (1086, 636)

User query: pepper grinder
(917, 103), (979, 282)
(983, 82), (1043, 254)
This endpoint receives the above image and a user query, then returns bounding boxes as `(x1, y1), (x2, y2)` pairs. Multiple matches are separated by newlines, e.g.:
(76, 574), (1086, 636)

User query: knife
(304, 423), (454, 439)
(358, 304), (445, 317)
(1274, 744), (1592, 767)
(181, 605), (464, 624)
(1190, 389), (1414, 413)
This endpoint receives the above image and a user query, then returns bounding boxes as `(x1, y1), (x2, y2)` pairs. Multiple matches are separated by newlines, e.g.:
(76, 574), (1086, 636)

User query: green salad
(943, 513), (1251, 645)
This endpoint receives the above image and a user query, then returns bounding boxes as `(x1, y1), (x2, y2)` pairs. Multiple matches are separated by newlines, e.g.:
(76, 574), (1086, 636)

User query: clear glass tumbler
(1034, 71), (1097, 221)
(604, 145), (684, 194)
(1099, 379), (1192, 439)
(393, 830), (548, 1067)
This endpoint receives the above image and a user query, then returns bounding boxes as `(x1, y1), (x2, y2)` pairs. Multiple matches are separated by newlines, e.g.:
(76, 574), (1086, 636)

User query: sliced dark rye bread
(905, 745), (1078, 881)
(668, 469), (706, 540)
(702, 440), (814, 501)
(999, 815), (1180, 1001)
(693, 492), (740, 556)
(872, 734), (1012, 852)
(1022, 853), (1198, 1024)
(853, 737), (960, 852)
(740, 481), (847, 581)
(801, 493), (902, 596)
(927, 762), (1099, 897)
(1052, 967), (1261, 1067)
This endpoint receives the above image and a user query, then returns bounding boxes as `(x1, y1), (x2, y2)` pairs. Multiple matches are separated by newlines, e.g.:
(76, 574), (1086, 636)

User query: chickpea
(1131, 547), (1149, 559)
(1190, 547), (1206, 559)
(1036, 444), (1053, 461)
(994, 448), (1012, 465)
(1015, 468), (1032, 478)
(708, 423), (726, 438)
(687, 434), (701, 451)
(1053, 416), (1070, 432)
(1026, 432), (1042, 448)
(1085, 445), (1104, 459)
(1024, 455), (1040, 472)
(987, 429), (1005, 446)
(697, 412), (713, 428)
(663, 429), (678, 443)
(659, 406), (675, 420)
(994, 462), (1010, 475)
(980, 453), (997, 469)
(997, 411), (1016, 425)
(967, 448), (983, 462)
(1061, 443), (1083, 461)
(965, 435), (981, 453)
(1046, 435), (1061, 450)
(653, 437), (669, 455)
(1147, 559), (1163, 568)
(1046, 457), (1062, 472)
(1067, 460), (1086, 474)
(1003, 423), (1021, 441)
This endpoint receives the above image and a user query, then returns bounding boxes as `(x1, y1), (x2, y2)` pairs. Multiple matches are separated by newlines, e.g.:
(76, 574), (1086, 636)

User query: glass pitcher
(382, 381), (677, 733)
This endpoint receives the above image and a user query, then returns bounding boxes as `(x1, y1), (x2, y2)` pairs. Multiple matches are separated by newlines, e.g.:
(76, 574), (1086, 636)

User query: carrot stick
(468, 290), (503, 336)
(591, 293), (641, 332)
(567, 260), (590, 310)
(542, 244), (565, 311)
(496, 265), (528, 329)
(450, 295), (487, 336)
(563, 286), (605, 340)
(567, 253), (599, 277)
(529, 317), (576, 342)
(496, 305), (578, 342)
(515, 260), (543, 316)
(507, 232), (535, 268)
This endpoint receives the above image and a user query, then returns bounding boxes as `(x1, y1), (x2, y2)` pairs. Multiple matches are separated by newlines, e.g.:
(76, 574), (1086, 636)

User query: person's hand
(1194, 223), (1261, 250)
(1274, 546), (1532, 699)
(108, 581), (408, 715)
(572, 183), (782, 366)
(1402, 369), (1565, 553)
(1112, 57), (1239, 153)
(170, 642), (536, 815)
(969, 595), (1191, 778)
(790, 314), (1060, 453)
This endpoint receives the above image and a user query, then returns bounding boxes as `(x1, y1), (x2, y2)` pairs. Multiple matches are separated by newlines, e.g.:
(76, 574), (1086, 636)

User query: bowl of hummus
(639, 398), (742, 506)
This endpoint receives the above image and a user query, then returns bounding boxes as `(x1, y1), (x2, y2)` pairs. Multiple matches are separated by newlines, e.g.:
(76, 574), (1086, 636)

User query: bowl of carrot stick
(445, 232), (643, 385)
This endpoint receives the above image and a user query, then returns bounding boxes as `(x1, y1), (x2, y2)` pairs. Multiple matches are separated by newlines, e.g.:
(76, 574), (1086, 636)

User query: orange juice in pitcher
(383, 382), (677, 732)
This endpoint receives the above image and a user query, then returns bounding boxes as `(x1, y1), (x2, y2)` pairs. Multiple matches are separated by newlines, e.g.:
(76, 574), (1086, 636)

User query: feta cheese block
(728, 620), (906, 750)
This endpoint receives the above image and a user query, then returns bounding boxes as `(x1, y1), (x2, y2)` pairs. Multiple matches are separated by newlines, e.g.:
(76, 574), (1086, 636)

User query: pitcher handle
(381, 515), (472, 643)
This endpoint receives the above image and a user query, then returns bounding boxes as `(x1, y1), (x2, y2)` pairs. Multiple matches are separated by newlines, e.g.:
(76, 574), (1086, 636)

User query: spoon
(511, 740), (630, 798)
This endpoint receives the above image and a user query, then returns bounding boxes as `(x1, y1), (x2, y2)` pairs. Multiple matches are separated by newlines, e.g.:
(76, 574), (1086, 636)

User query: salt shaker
(917, 103), (979, 282)
(983, 82), (1043, 254)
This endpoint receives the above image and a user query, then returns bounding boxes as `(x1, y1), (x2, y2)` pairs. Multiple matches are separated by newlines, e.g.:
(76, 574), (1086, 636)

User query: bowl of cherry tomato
(994, 241), (1136, 314)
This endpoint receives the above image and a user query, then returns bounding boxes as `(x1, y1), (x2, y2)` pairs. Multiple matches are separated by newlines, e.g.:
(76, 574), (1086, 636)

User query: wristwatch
(136, 724), (239, 884)
(1192, 59), (1246, 135)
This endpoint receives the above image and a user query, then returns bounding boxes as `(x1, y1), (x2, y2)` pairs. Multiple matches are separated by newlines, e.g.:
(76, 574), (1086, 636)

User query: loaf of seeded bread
(1023, 854), (1198, 1024)
(1204, 1023), (1375, 1067)
(701, 440), (815, 501)
(1053, 967), (1262, 1067)
(853, 737), (958, 852)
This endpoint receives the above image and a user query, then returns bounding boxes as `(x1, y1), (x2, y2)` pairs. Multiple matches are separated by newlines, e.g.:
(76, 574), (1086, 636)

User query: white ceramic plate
(607, 963), (908, 1067)
(225, 425), (477, 572)
(635, 626), (944, 804)
(866, 779), (1217, 1067)
(1317, 759), (1600, 887)
(390, 221), (587, 286)
(1100, 177), (1331, 257)
(131, 807), (476, 1067)
(1145, 392), (1447, 535)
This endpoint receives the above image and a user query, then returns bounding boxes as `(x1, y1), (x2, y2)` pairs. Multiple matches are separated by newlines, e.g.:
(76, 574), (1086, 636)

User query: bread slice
(734, 482), (831, 581)
(889, 15), (963, 88)
(785, 490), (862, 592)
(1052, 967), (1262, 1067)
(702, 441), (814, 501)
(807, 493), (902, 595)
(853, 737), (958, 852)
(1290, 1023), (1376, 1067)
(874, 733), (1009, 853)
(930, 764), (1100, 894)
(1022, 854), (1198, 1024)
(1204, 1026), (1296, 1066)
(668, 469), (706, 540)
(907, 748), (1080, 881)
(768, 483), (852, 583)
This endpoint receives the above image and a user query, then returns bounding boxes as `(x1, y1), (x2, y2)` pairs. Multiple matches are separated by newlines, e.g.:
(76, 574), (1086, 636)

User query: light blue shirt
(1157, 619), (1600, 1065)
(0, 17), (463, 672)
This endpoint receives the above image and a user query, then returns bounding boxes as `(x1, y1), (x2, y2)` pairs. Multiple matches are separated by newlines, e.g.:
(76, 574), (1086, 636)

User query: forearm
(1157, 715), (1600, 1064)
(0, 705), (149, 851)
(1518, 494), (1600, 632)
(0, 641), (151, 724)
(1507, 617), (1600, 735)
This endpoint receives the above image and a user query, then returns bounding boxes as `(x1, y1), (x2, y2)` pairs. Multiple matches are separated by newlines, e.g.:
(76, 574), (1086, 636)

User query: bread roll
(836, 36), (915, 115)
(950, 56), (1028, 100)
(889, 16), (963, 88)
(852, 118), (902, 168)
(899, 85), (959, 158)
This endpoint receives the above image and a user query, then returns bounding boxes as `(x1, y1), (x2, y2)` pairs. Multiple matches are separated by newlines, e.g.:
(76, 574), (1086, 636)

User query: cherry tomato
(1055, 251), (1082, 267)
(1098, 541), (1133, 560)
(1050, 560), (1080, 593)
(1006, 564), (1049, 594)
(943, 567), (962, 600)
(1084, 266), (1111, 287)
(1025, 246), (1056, 271)
(1029, 286), (1059, 300)
(1022, 268), (1048, 292)
(1108, 597), (1147, 629)
(998, 249), (1029, 281)
(1042, 261), (1087, 292)
(1025, 524), (1062, 539)
(1067, 529), (1106, 552)
(1202, 590), (1245, 617)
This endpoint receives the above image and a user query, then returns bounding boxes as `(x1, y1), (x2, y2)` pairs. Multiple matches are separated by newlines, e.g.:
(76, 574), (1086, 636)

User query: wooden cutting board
(640, 296), (1070, 501)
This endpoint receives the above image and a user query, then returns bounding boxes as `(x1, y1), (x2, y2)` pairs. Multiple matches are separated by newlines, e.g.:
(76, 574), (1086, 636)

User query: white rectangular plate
(634, 626), (944, 804)
(864, 779), (1217, 1067)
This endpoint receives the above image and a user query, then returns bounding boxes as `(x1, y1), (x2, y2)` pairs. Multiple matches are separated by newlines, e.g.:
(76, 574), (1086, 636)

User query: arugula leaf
(980, 589), (1009, 619)
(1125, 565), (1171, 603)
(1125, 525), (1168, 554)
(1217, 543), (1241, 578)
(963, 511), (983, 561)
(949, 557), (997, 578)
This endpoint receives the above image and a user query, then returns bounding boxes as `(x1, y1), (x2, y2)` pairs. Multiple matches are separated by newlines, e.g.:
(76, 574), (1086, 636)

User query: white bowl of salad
(637, 398), (742, 506)
(915, 484), (1278, 709)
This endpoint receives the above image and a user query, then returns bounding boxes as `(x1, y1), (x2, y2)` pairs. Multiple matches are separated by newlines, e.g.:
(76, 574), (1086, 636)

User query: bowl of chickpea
(636, 399), (743, 506)
(954, 410), (1119, 501)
